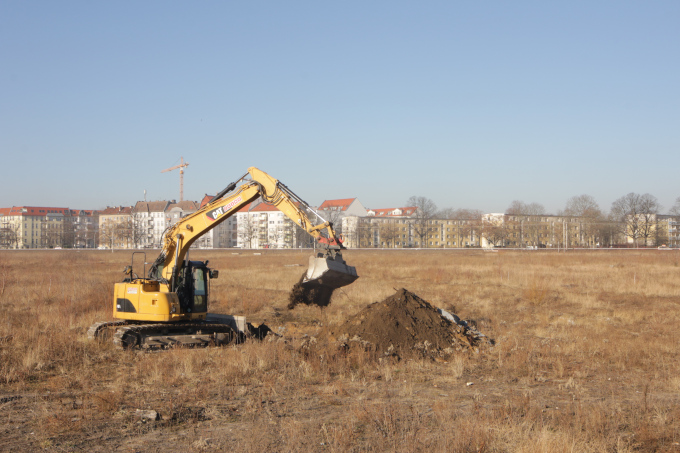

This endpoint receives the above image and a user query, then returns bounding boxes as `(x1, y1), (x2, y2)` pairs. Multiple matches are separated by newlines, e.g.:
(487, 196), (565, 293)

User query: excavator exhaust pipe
(289, 252), (358, 308)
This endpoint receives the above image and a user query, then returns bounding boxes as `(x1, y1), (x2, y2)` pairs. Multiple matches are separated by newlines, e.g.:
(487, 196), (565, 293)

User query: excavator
(88, 167), (358, 349)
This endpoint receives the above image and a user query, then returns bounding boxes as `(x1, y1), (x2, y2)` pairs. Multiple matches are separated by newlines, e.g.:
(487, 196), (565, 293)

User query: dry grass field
(1, 248), (680, 452)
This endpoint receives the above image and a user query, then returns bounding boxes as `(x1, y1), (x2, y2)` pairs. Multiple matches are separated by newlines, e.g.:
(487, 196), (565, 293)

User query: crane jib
(206, 196), (243, 221)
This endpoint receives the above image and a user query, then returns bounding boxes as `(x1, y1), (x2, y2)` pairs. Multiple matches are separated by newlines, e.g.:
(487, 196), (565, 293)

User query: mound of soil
(322, 288), (492, 359)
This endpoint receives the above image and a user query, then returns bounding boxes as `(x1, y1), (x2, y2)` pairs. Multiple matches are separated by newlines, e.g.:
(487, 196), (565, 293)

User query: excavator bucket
(289, 253), (358, 308)
(303, 253), (358, 289)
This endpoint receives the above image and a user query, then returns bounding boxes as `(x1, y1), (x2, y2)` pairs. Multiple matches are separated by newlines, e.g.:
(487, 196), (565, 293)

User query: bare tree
(482, 219), (508, 247)
(378, 221), (401, 248)
(407, 196), (437, 248)
(439, 208), (484, 220)
(564, 194), (599, 216)
(0, 216), (20, 249)
(115, 219), (134, 249)
(505, 200), (524, 216)
(505, 201), (546, 247)
(563, 194), (604, 247)
(506, 200), (545, 216)
(357, 220), (377, 248)
(611, 193), (661, 247)
(99, 221), (116, 249)
(0, 226), (18, 249)
(130, 211), (148, 249)
(294, 223), (316, 248)
(238, 215), (257, 248)
(670, 197), (680, 216)
(318, 207), (345, 236)
(440, 209), (483, 246)
(639, 194), (661, 245)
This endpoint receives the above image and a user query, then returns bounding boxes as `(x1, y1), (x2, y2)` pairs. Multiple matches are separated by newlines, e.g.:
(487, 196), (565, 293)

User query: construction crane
(161, 157), (189, 202)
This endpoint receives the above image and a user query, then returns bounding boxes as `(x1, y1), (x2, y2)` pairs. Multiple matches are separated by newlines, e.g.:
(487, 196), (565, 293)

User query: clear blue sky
(2, 1), (678, 214)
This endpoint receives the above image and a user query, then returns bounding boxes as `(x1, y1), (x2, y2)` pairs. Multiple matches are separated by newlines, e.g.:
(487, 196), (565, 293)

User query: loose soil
(287, 272), (334, 308)
(320, 288), (492, 359)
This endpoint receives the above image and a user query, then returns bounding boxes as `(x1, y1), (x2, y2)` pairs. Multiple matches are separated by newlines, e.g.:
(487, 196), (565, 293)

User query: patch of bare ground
(1, 249), (680, 452)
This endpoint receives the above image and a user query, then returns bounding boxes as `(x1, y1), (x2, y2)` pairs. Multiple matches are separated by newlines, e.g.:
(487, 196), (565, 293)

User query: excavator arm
(149, 167), (352, 290)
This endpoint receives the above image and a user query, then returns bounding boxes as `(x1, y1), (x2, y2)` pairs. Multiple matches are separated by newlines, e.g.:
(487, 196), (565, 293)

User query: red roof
(200, 194), (215, 208)
(98, 206), (133, 215)
(251, 203), (280, 212)
(319, 198), (355, 211)
(0, 206), (72, 216)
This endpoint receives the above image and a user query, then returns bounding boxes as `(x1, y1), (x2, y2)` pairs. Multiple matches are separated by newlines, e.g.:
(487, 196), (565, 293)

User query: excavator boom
(149, 167), (357, 291)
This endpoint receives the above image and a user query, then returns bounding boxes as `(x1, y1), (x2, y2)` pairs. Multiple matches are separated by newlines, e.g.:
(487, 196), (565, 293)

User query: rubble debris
(135, 409), (160, 423)
(247, 322), (273, 339)
(320, 288), (493, 359)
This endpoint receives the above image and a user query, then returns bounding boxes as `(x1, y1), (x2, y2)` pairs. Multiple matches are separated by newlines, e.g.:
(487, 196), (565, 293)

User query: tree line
(405, 194), (680, 248)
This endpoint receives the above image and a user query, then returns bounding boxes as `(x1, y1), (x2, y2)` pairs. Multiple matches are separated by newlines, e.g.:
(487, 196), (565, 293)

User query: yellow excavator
(88, 167), (358, 348)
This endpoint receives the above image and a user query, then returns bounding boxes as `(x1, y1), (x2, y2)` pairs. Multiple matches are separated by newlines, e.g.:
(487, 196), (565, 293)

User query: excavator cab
(175, 260), (216, 314)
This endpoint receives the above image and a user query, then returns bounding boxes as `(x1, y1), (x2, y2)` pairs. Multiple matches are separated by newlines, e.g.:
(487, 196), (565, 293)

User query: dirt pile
(322, 288), (493, 359)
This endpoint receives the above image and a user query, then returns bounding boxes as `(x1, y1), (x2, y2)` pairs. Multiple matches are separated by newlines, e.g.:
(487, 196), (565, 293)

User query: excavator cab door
(176, 261), (209, 314)
(191, 266), (208, 313)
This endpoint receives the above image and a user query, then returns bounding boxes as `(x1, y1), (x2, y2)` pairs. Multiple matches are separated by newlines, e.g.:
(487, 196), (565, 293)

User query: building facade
(0, 206), (77, 249)
(235, 201), (301, 249)
(70, 209), (98, 248)
(98, 206), (133, 249)
(317, 198), (368, 235)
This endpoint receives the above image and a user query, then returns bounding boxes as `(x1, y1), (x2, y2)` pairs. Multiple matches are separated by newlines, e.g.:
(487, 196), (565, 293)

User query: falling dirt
(287, 273), (334, 309)
(320, 288), (493, 359)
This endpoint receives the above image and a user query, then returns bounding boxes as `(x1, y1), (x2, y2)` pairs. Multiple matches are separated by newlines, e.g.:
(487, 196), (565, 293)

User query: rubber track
(111, 322), (235, 349)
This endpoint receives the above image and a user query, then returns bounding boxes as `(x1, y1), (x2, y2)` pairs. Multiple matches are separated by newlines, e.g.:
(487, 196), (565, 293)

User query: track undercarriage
(87, 321), (238, 350)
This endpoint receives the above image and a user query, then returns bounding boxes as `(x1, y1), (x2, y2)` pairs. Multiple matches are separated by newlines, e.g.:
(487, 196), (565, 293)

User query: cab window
(192, 268), (207, 313)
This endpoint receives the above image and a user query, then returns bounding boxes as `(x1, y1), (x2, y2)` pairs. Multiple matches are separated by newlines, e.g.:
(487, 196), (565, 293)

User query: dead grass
(1, 248), (680, 452)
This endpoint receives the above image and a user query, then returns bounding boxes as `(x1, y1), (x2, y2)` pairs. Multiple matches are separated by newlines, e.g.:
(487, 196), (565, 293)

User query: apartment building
(344, 215), (483, 248)
(235, 201), (301, 249)
(130, 200), (204, 248)
(235, 202), (258, 248)
(98, 206), (133, 249)
(0, 207), (22, 248)
(317, 198), (367, 235)
(167, 200), (206, 247)
(132, 201), (170, 248)
(199, 195), (237, 248)
(481, 214), (632, 248)
(70, 209), (98, 248)
(657, 215), (680, 247)
(0, 206), (73, 249)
